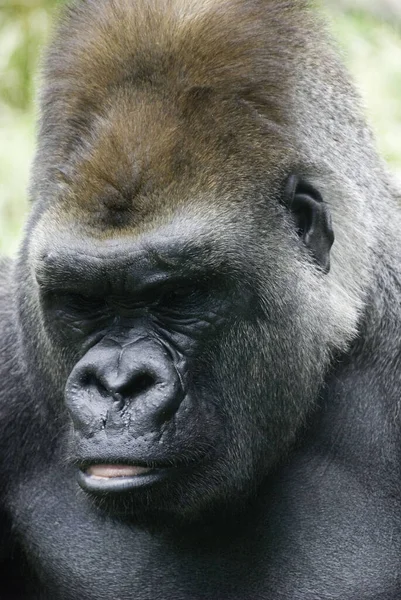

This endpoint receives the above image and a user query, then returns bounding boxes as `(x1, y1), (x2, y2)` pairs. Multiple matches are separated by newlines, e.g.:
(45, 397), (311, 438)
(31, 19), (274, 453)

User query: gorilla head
(16, 0), (370, 520)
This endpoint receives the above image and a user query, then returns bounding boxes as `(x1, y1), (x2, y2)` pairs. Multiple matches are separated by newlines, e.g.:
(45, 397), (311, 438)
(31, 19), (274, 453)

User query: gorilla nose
(65, 338), (185, 434)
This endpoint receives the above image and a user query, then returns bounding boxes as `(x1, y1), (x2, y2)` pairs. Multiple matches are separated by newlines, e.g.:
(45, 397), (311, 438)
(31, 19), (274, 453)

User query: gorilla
(1, 0), (401, 598)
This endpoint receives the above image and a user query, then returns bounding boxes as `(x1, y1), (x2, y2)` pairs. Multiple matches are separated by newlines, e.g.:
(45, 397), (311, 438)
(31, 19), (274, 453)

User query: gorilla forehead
(55, 88), (284, 218)
(35, 93), (289, 234)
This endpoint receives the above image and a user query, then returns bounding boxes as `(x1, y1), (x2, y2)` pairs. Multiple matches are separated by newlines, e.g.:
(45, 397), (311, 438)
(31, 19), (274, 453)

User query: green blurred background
(1, 0), (400, 255)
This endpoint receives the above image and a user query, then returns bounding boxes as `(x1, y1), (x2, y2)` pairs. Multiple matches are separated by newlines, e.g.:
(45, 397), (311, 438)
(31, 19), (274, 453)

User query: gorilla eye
(158, 285), (195, 309)
(154, 280), (212, 316)
(59, 292), (107, 315)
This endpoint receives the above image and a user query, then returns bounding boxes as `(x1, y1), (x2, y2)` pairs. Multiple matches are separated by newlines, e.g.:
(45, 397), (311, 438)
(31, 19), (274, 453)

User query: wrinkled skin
(1, 1), (401, 598)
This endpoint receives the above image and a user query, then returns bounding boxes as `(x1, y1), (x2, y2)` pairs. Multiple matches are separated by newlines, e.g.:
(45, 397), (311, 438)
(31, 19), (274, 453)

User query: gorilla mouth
(77, 462), (180, 494)
(87, 464), (152, 479)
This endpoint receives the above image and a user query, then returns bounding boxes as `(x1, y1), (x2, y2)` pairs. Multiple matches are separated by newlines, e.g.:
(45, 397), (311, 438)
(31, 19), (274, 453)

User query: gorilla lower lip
(87, 464), (151, 479)
(77, 465), (172, 494)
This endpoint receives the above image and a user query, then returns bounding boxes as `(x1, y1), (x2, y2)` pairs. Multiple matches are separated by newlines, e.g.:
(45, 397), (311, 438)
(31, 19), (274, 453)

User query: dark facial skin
(37, 235), (238, 513)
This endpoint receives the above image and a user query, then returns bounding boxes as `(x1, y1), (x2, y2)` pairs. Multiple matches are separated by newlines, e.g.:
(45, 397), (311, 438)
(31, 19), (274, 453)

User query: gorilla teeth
(87, 465), (151, 479)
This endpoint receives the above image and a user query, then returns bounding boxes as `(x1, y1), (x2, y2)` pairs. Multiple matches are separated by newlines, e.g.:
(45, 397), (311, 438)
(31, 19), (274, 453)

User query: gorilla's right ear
(283, 175), (334, 274)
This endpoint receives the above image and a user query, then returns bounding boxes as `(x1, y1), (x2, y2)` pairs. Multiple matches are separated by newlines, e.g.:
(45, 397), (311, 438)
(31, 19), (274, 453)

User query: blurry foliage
(328, 7), (401, 173)
(0, 1), (400, 255)
(0, 0), (60, 254)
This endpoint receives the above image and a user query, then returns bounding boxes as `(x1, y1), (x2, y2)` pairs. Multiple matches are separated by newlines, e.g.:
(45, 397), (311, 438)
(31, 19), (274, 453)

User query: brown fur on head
(33, 0), (315, 229)
(45, 0), (312, 118)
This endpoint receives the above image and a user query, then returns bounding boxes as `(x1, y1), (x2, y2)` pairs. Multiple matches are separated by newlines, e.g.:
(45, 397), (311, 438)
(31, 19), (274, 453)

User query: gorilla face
(23, 170), (338, 520)
(40, 229), (239, 499)
(16, 0), (351, 519)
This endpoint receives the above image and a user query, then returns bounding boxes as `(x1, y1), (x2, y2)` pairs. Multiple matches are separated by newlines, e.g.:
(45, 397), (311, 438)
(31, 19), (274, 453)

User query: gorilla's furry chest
(8, 465), (269, 600)
(8, 459), (401, 600)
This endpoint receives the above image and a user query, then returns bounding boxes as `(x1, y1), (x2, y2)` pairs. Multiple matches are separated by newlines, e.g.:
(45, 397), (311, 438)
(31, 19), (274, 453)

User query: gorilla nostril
(78, 370), (93, 388)
(79, 370), (110, 397)
(76, 367), (158, 402)
(124, 372), (156, 398)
